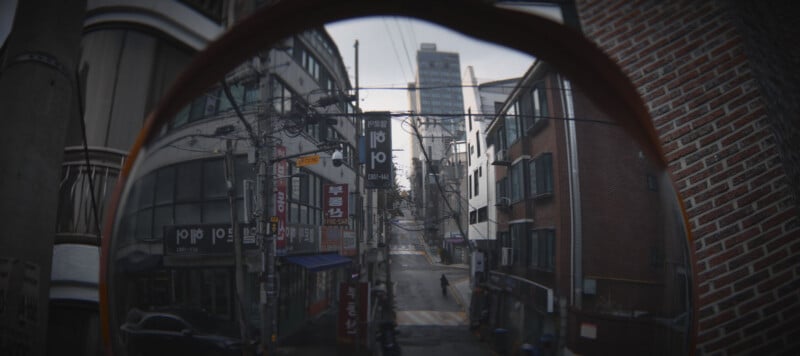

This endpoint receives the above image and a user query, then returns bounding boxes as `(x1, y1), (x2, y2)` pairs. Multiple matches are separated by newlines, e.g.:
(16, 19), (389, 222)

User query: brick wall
(574, 0), (800, 354)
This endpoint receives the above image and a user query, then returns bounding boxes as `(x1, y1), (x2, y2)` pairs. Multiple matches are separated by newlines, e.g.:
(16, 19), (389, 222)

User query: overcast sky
(324, 16), (539, 189)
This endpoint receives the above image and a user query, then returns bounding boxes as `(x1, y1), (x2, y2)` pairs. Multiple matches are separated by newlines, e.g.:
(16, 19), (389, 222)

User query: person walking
(440, 274), (449, 297)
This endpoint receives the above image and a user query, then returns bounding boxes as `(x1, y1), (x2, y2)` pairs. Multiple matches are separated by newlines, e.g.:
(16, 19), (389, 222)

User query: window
(473, 169), (480, 196)
(496, 177), (508, 201)
(470, 210), (477, 224)
(477, 206), (488, 222)
(528, 84), (548, 131)
(529, 153), (553, 197)
(505, 102), (519, 144)
(510, 161), (524, 202)
(529, 229), (555, 271)
(476, 131), (481, 157)
(511, 223), (527, 266)
(271, 78), (294, 114)
(468, 175), (472, 198)
(124, 156), (255, 241)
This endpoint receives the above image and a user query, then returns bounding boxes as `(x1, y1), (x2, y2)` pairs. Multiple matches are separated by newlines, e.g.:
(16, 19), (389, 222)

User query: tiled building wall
(574, 1), (799, 354)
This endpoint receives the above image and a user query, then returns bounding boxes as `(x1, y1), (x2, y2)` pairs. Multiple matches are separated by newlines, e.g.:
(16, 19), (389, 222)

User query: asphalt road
(388, 218), (491, 356)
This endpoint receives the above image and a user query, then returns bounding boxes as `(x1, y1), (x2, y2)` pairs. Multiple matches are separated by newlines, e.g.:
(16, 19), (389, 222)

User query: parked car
(120, 307), (259, 356)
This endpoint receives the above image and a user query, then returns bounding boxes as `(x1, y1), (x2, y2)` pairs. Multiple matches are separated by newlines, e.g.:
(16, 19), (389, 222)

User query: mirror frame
(100, 0), (696, 353)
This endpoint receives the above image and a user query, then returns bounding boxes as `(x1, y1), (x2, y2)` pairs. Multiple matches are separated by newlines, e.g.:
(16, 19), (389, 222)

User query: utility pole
(354, 40), (361, 267)
(225, 139), (250, 353)
(353, 38), (362, 354)
(259, 59), (278, 355)
(0, 2), (86, 355)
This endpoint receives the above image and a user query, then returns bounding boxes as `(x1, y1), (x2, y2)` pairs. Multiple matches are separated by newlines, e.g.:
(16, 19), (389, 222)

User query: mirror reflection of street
(390, 213), (491, 355)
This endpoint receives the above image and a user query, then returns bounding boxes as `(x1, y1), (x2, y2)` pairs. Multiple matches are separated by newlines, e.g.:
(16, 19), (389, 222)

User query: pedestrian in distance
(440, 274), (449, 297)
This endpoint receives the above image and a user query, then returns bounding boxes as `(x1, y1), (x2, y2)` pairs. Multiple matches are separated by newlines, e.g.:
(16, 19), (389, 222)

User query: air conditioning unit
(495, 197), (511, 209)
(500, 247), (513, 266)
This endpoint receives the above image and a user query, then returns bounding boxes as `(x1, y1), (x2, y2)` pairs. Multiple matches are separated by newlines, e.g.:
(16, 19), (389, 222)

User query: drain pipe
(561, 75), (582, 309)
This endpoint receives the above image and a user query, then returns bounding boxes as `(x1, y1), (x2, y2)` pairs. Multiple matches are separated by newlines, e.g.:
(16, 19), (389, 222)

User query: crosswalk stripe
(390, 250), (424, 255)
(395, 310), (467, 326)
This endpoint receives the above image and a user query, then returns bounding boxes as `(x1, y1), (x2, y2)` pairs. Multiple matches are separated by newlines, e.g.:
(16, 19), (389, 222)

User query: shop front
(484, 271), (555, 352)
(278, 253), (352, 336)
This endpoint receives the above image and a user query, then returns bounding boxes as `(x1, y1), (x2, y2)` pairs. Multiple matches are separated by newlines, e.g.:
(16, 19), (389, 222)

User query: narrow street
(389, 218), (491, 356)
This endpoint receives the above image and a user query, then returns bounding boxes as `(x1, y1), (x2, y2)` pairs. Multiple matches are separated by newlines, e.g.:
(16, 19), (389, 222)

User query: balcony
(492, 149), (511, 166)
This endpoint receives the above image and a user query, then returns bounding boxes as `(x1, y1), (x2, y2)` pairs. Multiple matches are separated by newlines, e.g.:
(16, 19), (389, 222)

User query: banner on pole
(364, 112), (393, 189)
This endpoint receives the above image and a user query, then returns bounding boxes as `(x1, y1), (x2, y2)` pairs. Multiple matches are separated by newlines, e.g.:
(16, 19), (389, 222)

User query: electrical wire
(393, 17), (416, 81)
(382, 18), (411, 83)
(75, 67), (102, 236)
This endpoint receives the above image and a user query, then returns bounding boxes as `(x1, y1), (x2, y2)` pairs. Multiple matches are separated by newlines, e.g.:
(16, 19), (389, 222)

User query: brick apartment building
(482, 60), (689, 353)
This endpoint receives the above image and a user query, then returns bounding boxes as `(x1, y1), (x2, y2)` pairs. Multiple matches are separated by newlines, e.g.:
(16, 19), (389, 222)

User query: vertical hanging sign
(275, 145), (288, 256)
(364, 112), (393, 189)
(323, 183), (349, 226)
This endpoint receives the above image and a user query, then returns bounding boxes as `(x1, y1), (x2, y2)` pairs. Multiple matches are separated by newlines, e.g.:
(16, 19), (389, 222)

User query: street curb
(449, 278), (469, 310)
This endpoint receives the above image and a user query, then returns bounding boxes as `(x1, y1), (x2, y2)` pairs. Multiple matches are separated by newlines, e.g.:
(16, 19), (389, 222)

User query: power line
(382, 18), (411, 83)
(393, 17), (416, 81)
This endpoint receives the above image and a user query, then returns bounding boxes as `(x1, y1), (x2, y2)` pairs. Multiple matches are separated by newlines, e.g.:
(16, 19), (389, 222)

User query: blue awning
(285, 253), (352, 272)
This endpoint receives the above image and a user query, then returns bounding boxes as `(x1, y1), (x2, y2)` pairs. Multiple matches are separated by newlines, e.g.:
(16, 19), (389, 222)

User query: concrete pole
(0, 1), (86, 355)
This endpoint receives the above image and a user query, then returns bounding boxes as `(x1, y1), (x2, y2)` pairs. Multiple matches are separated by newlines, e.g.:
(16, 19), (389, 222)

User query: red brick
(757, 269), (794, 294)
(764, 295), (799, 316)
(712, 266), (749, 290)
(738, 292), (775, 315)
(729, 334), (766, 355)
(698, 262), (728, 284)
(690, 107), (726, 129)
(703, 331), (741, 354)
(736, 185), (772, 208)
(699, 309), (735, 330)
(665, 141), (698, 162)
(723, 226), (760, 250)
(697, 329), (720, 344)
(709, 163), (744, 186)
(750, 167), (783, 193)
(698, 202), (735, 226)
(708, 244), (743, 266)
(753, 248), (788, 271)
(694, 183), (729, 205)
(687, 201), (714, 221)
(733, 269), (769, 292)
(699, 286), (733, 307)
(720, 124), (754, 147)
(715, 105), (750, 128)
(713, 184), (748, 207)
(763, 212), (797, 239)
(699, 126), (733, 147)
(719, 206), (754, 227)
(742, 206), (777, 229)
(661, 123), (693, 144)
(727, 247), (765, 271)
(673, 160), (705, 183)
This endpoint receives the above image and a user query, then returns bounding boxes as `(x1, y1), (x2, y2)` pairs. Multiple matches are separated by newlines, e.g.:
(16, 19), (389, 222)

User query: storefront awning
(285, 253), (352, 272)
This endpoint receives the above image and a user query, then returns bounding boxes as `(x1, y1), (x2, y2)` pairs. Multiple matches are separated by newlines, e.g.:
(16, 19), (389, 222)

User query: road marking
(390, 250), (424, 255)
(396, 310), (467, 326)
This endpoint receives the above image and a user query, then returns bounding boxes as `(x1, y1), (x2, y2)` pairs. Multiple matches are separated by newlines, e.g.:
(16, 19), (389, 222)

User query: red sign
(323, 184), (349, 226)
(337, 282), (369, 345)
(275, 146), (288, 255)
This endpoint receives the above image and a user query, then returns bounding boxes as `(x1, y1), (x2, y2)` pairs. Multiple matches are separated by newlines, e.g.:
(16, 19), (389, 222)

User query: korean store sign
(163, 223), (258, 255)
(323, 183), (349, 226)
(337, 282), (369, 345)
(275, 145), (288, 255)
(364, 112), (392, 189)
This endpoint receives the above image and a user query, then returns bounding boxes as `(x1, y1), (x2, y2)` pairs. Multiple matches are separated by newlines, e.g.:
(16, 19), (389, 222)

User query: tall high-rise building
(409, 43), (465, 233)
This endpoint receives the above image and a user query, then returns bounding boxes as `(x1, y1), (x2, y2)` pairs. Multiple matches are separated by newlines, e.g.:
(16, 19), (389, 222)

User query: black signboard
(163, 223), (258, 256)
(364, 112), (393, 189)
